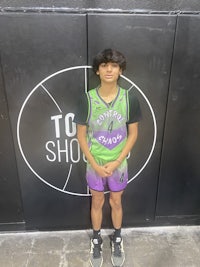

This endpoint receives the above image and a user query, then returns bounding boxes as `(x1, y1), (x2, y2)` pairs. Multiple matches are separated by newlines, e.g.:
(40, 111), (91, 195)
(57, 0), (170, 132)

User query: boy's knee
(92, 194), (105, 209)
(109, 196), (122, 210)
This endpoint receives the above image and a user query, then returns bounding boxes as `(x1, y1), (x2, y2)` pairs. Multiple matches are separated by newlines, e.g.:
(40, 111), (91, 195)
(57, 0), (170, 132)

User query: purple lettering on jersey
(93, 128), (127, 150)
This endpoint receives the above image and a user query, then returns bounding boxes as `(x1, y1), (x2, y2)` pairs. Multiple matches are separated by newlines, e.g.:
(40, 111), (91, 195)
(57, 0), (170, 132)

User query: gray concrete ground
(0, 226), (200, 267)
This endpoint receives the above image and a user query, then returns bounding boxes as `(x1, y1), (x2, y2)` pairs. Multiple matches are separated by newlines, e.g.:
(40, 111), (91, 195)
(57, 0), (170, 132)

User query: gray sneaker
(111, 237), (125, 267)
(89, 238), (103, 267)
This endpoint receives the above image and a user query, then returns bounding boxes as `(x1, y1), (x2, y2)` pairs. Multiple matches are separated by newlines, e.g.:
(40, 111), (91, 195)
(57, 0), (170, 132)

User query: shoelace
(113, 241), (122, 257)
(93, 244), (101, 258)
(91, 239), (102, 259)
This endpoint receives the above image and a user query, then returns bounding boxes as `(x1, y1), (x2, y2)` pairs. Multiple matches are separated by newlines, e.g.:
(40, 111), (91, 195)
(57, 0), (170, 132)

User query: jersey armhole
(86, 92), (91, 124)
(126, 89), (130, 122)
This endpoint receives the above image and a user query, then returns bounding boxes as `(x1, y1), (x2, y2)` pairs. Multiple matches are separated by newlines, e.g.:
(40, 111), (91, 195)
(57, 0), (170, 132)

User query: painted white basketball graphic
(17, 66), (157, 196)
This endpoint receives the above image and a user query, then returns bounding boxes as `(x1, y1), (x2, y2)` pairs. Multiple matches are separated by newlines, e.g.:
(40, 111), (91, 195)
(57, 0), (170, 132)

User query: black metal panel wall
(0, 13), (90, 230)
(88, 14), (176, 225)
(0, 10), (200, 231)
(0, 55), (24, 228)
(156, 15), (200, 222)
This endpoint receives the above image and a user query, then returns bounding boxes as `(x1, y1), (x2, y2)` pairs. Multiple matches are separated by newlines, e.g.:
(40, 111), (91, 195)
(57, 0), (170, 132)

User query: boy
(74, 49), (141, 267)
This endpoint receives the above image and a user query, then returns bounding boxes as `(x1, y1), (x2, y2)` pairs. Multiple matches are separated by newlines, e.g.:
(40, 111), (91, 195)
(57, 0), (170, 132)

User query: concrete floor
(0, 226), (200, 267)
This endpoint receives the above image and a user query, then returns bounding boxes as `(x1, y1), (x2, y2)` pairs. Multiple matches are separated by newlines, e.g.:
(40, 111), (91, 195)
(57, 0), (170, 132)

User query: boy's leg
(107, 159), (128, 238)
(109, 191), (125, 267)
(109, 191), (123, 231)
(90, 189), (105, 232)
(89, 189), (105, 267)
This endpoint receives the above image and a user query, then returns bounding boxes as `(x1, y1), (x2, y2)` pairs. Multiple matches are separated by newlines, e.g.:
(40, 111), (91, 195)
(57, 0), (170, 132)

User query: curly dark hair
(92, 48), (126, 73)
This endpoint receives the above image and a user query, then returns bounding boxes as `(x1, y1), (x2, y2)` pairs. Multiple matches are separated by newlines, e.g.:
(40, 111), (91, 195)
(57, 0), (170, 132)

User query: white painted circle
(17, 66), (157, 196)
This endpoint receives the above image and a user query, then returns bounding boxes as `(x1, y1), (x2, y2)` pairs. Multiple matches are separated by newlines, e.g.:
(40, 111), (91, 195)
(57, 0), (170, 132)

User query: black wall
(0, 4), (200, 231)
(156, 15), (200, 224)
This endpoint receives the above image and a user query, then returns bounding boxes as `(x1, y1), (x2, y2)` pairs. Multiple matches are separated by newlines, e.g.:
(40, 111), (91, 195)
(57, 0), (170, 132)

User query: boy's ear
(96, 71), (99, 75)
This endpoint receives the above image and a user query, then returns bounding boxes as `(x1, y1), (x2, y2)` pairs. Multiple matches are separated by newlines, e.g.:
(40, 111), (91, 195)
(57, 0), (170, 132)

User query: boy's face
(96, 62), (122, 83)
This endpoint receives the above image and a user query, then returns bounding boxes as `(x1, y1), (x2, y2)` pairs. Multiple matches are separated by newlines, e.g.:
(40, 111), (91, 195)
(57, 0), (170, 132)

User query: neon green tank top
(86, 87), (129, 161)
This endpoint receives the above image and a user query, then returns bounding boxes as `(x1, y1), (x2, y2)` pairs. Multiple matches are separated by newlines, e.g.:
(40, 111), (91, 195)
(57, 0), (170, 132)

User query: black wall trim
(0, 222), (25, 231)
(0, 7), (200, 15)
(156, 215), (200, 226)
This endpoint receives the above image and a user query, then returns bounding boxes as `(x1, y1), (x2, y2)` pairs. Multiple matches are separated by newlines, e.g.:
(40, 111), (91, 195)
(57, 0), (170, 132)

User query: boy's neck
(99, 82), (118, 96)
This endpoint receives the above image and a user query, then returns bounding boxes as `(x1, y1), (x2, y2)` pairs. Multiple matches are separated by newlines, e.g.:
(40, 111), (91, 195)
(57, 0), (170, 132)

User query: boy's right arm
(77, 124), (111, 178)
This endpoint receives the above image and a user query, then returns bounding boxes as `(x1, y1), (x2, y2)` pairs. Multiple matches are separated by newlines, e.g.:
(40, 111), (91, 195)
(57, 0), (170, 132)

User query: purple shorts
(86, 159), (128, 192)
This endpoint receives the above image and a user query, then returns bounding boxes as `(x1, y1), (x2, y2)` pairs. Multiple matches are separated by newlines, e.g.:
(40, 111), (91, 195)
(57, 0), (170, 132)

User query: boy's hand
(103, 161), (120, 176)
(92, 164), (112, 178)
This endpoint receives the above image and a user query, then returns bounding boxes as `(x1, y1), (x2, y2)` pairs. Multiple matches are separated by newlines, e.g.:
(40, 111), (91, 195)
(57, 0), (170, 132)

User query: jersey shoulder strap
(85, 88), (97, 123)
(119, 87), (130, 122)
